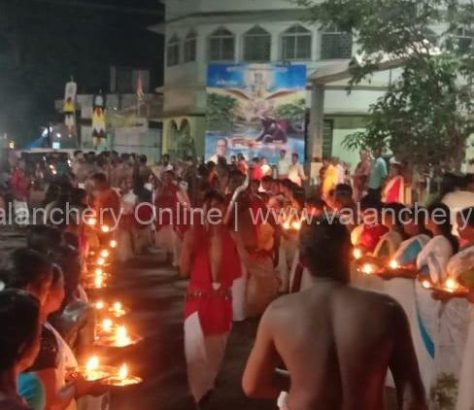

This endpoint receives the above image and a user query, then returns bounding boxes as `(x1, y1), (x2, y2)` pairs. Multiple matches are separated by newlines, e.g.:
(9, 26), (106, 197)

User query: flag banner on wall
(205, 63), (306, 165)
(63, 80), (77, 136)
(92, 91), (106, 141)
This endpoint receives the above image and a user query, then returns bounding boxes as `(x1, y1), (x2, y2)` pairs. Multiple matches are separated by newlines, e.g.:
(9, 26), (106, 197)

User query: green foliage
(273, 98), (306, 122)
(295, 0), (474, 170)
(206, 93), (238, 132)
(430, 373), (458, 410)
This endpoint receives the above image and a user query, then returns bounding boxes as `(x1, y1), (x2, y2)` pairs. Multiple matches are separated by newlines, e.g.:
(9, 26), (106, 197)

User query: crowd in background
(0, 147), (473, 409)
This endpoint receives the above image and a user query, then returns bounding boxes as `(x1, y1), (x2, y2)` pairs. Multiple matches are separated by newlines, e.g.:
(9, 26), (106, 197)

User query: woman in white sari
(415, 203), (459, 398)
(385, 207), (431, 351)
(452, 207), (474, 410)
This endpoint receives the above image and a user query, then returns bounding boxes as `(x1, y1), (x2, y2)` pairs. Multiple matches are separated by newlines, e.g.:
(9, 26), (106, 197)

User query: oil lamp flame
(422, 280), (432, 289)
(291, 221), (302, 231)
(94, 275), (103, 289)
(444, 278), (458, 292)
(96, 301), (105, 310)
(100, 249), (110, 258)
(119, 364), (128, 380)
(101, 225), (110, 233)
(116, 326), (131, 346)
(102, 319), (113, 332)
(353, 248), (362, 260)
(389, 260), (400, 270)
(361, 263), (375, 275)
(86, 356), (99, 372)
(87, 217), (97, 226)
(110, 240), (117, 248)
(97, 258), (105, 266)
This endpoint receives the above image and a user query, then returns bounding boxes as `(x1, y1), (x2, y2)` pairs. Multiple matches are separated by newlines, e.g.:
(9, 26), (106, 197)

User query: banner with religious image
(205, 63), (306, 165)
(63, 80), (77, 136)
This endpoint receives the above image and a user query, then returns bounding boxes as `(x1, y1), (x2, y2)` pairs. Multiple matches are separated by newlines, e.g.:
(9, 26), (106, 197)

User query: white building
(151, 0), (467, 170)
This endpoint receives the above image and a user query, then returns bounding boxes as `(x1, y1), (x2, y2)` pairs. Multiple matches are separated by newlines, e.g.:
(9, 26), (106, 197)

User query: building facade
(153, 0), (441, 170)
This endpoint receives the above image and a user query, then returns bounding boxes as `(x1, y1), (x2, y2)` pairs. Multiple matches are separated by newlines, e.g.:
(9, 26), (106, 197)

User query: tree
(296, 0), (474, 171)
(206, 93), (238, 132)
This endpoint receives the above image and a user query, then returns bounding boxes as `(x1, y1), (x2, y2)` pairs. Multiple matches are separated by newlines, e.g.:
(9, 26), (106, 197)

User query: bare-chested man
(243, 218), (426, 410)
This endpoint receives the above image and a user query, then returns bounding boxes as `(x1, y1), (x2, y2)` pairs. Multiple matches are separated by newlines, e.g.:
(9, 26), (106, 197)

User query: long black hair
(0, 289), (40, 370)
(427, 203), (459, 254)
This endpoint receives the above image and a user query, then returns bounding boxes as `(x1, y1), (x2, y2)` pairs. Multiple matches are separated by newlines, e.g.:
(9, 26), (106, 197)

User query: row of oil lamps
(353, 247), (470, 297)
(79, 221), (143, 387)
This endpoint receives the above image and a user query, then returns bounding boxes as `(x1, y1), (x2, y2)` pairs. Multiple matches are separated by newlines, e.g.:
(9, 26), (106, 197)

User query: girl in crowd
(432, 207), (474, 410)
(389, 206), (432, 268)
(372, 202), (407, 258)
(382, 162), (405, 203)
(414, 203), (459, 395)
(0, 248), (103, 410)
(0, 290), (41, 410)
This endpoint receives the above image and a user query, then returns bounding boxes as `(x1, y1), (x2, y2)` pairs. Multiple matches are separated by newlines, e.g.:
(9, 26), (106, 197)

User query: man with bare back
(242, 218), (427, 410)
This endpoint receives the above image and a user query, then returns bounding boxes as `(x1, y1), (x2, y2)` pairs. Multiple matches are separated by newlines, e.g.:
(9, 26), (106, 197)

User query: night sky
(0, 0), (164, 145)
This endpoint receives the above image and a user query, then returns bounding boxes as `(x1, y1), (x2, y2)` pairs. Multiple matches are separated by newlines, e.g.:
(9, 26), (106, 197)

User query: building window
(281, 25), (312, 61)
(208, 28), (235, 61)
(452, 28), (474, 54)
(243, 26), (271, 62)
(184, 31), (197, 63)
(320, 26), (352, 60)
(167, 35), (180, 67)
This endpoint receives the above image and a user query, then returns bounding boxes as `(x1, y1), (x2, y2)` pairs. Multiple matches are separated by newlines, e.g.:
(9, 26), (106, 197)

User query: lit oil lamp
(353, 248), (362, 260)
(101, 225), (111, 233)
(110, 240), (117, 249)
(101, 318), (114, 333)
(388, 260), (400, 270)
(102, 364), (142, 387)
(94, 275), (104, 289)
(94, 301), (128, 318)
(361, 263), (376, 275)
(115, 326), (132, 346)
(282, 221), (290, 230)
(291, 220), (302, 231)
(81, 356), (109, 381)
(444, 278), (459, 293)
(86, 217), (97, 227)
(422, 279), (432, 289)
(97, 257), (106, 266)
(100, 249), (110, 258)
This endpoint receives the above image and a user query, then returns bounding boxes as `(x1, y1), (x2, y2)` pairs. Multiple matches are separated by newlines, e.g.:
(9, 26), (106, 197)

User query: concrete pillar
(308, 82), (325, 161)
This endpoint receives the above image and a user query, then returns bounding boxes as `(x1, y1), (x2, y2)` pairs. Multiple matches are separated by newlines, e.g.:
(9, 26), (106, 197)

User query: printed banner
(205, 63), (306, 165)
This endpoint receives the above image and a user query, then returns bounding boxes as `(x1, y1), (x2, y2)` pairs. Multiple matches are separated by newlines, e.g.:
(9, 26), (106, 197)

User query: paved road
(103, 254), (276, 410)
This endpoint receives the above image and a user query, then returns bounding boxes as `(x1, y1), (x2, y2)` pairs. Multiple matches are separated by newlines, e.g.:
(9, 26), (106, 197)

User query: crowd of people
(0, 147), (473, 410)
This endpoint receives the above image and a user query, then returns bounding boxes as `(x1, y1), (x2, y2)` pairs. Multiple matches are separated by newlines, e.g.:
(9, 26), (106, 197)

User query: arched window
(320, 25), (352, 60)
(167, 35), (180, 67)
(243, 26), (271, 62)
(281, 25), (312, 61)
(184, 31), (197, 63)
(208, 28), (235, 61)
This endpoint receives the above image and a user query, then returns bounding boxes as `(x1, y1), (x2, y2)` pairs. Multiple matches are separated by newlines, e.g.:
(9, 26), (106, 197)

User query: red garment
(154, 183), (178, 228)
(135, 201), (154, 228)
(184, 227), (242, 335)
(251, 166), (263, 181)
(10, 169), (29, 201)
(237, 160), (248, 175)
(359, 224), (389, 253)
(95, 188), (120, 228)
